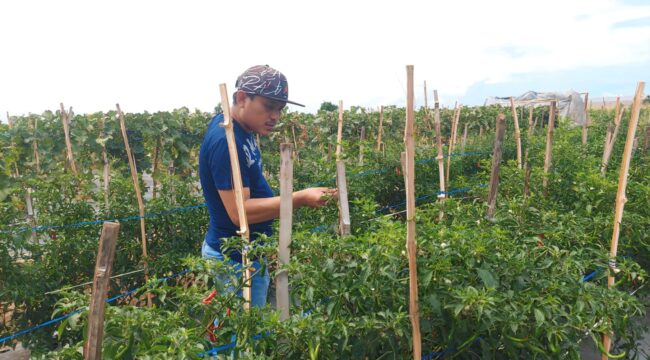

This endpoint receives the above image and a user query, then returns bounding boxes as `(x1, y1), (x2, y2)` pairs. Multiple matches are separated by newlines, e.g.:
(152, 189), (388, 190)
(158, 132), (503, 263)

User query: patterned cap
(235, 65), (304, 107)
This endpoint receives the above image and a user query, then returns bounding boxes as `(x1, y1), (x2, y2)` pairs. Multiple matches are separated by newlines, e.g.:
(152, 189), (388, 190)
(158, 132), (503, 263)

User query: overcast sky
(1, 0), (649, 122)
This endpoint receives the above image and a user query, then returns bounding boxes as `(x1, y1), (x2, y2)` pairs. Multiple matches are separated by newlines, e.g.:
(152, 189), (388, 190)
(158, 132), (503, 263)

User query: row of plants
(1, 103), (649, 358)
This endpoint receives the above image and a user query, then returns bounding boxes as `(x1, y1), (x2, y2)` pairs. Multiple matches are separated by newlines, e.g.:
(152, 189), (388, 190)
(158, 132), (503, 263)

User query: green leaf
(477, 268), (498, 288)
(534, 309), (545, 325)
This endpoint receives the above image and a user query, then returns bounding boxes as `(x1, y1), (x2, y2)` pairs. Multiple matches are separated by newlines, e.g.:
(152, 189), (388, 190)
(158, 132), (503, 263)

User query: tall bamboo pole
(601, 81), (645, 360)
(445, 103), (460, 185)
(117, 104), (152, 307)
(276, 143), (293, 320)
(336, 100), (344, 159)
(582, 93), (590, 145)
(60, 103), (78, 177)
(509, 97), (523, 169)
(543, 101), (556, 195)
(31, 115), (40, 173)
(486, 114), (506, 220)
(403, 65), (421, 360)
(377, 105), (384, 152)
(218, 85), (252, 310)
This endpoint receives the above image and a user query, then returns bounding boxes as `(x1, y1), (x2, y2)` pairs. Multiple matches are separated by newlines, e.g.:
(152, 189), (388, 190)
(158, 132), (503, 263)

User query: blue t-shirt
(199, 114), (274, 263)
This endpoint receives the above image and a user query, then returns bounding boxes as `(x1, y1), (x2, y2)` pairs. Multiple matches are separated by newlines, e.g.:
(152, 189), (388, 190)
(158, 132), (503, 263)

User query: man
(199, 65), (336, 307)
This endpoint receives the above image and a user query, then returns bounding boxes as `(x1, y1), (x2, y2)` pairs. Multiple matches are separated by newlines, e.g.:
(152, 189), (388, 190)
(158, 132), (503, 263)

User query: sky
(1, 0), (649, 122)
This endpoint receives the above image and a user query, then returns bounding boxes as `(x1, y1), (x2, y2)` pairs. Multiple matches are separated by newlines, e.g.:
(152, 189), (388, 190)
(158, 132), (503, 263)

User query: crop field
(1, 78), (650, 359)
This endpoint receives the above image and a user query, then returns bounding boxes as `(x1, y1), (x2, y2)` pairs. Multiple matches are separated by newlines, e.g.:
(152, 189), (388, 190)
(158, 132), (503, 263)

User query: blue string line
(0, 269), (189, 344)
(1, 204), (207, 235)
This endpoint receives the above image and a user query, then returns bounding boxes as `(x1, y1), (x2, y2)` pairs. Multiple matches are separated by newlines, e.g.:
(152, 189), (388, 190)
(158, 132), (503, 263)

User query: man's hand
(294, 187), (338, 208)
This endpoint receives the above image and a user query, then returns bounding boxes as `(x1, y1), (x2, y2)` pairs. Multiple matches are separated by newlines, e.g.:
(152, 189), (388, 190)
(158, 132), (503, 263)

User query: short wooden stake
(486, 114), (506, 220)
(601, 81), (645, 360)
(509, 97), (523, 169)
(84, 222), (120, 360)
(60, 103), (78, 177)
(117, 104), (152, 307)
(25, 188), (37, 244)
(336, 160), (351, 236)
(100, 116), (111, 213)
(218, 85), (252, 310)
(543, 101), (556, 195)
(404, 65), (421, 360)
(276, 144), (293, 320)
(527, 106), (534, 137)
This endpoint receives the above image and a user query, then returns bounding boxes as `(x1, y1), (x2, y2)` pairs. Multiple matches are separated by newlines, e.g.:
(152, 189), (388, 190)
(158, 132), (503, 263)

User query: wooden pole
(218, 85), (252, 309)
(377, 106), (384, 152)
(276, 144), (293, 321)
(582, 93), (589, 145)
(528, 106), (534, 137)
(404, 65), (421, 360)
(543, 101), (556, 195)
(486, 114), (506, 220)
(336, 160), (351, 236)
(602, 97), (621, 165)
(601, 81), (645, 360)
(151, 138), (161, 199)
(60, 103), (78, 177)
(445, 103), (460, 185)
(461, 123), (469, 153)
(6, 112), (20, 178)
(84, 222), (120, 360)
(336, 100), (344, 160)
(31, 115), (40, 173)
(433, 90), (446, 201)
(602, 107), (626, 175)
(117, 104), (153, 308)
(100, 116), (110, 213)
(509, 97), (523, 169)
(25, 188), (37, 244)
(359, 126), (365, 166)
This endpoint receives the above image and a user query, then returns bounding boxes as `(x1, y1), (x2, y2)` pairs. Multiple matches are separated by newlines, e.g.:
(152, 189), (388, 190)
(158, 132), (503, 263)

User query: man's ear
(234, 90), (249, 105)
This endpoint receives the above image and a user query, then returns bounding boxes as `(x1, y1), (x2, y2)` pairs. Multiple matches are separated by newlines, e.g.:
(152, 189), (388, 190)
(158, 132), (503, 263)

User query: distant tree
(319, 101), (338, 112)
(643, 95), (650, 105)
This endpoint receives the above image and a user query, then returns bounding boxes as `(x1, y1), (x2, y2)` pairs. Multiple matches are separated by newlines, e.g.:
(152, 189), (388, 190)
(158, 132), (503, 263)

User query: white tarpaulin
(486, 90), (587, 126)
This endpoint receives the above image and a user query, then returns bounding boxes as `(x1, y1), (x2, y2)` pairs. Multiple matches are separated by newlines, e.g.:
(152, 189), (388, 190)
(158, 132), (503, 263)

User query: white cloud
(1, 0), (649, 121)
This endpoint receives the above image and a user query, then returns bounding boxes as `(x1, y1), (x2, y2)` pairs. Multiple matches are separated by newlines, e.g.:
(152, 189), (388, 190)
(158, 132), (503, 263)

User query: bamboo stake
(461, 123), (468, 153)
(445, 103), (460, 185)
(528, 106), (534, 137)
(602, 97), (621, 164)
(6, 112), (20, 178)
(60, 103), (78, 177)
(509, 97), (523, 169)
(643, 122), (650, 155)
(359, 126), (365, 166)
(601, 81), (645, 360)
(25, 188), (37, 244)
(31, 115), (40, 173)
(602, 107), (626, 175)
(486, 114), (506, 220)
(377, 105), (384, 151)
(403, 65), (421, 360)
(543, 101), (556, 195)
(336, 100), (344, 159)
(218, 85), (252, 309)
(433, 90), (446, 206)
(276, 144), (293, 320)
(100, 117), (110, 214)
(336, 160), (351, 236)
(152, 138), (161, 199)
(84, 222), (120, 360)
(582, 93), (589, 145)
(117, 104), (152, 307)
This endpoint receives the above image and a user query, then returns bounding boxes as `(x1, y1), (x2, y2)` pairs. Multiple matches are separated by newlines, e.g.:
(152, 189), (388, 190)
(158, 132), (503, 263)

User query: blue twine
(0, 269), (189, 344)
(1, 204), (207, 235)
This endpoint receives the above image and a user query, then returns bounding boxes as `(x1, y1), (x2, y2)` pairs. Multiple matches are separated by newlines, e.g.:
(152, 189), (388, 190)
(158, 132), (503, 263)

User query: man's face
(237, 92), (286, 136)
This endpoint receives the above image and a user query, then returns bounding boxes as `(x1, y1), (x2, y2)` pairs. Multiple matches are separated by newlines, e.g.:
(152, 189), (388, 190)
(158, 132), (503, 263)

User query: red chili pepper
(202, 289), (217, 304)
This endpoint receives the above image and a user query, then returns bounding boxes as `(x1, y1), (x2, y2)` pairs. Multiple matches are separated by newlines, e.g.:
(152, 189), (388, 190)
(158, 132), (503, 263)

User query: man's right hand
(294, 187), (338, 208)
